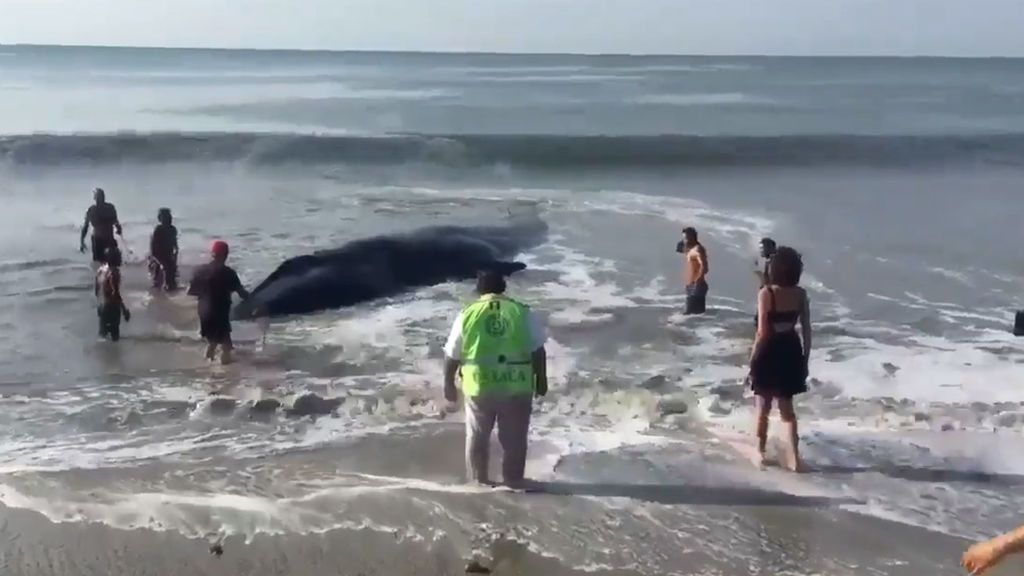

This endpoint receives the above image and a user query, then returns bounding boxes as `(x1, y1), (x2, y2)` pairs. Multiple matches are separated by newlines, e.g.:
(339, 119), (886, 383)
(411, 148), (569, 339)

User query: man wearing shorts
(676, 227), (709, 315)
(754, 237), (777, 288)
(187, 240), (249, 364)
(80, 188), (122, 264)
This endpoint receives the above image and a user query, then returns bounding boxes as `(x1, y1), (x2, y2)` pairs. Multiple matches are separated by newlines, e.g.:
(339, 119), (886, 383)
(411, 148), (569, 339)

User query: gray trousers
(465, 394), (533, 484)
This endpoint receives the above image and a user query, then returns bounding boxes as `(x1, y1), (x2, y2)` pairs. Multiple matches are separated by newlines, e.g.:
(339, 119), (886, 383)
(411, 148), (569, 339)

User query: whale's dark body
(233, 214), (547, 320)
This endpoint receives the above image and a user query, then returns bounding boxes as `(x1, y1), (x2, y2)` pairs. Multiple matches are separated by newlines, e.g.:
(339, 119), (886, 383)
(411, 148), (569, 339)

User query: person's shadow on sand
(522, 481), (862, 507)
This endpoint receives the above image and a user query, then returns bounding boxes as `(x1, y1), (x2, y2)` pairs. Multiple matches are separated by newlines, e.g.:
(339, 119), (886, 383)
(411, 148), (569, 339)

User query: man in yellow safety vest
(443, 270), (548, 488)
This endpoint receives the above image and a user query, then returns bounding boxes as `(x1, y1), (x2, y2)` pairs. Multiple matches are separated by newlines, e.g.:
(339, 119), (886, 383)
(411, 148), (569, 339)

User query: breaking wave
(3, 131), (1024, 169)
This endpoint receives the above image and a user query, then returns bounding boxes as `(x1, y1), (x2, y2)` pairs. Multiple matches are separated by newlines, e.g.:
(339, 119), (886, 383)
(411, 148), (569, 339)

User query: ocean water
(2, 45), (1024, 573)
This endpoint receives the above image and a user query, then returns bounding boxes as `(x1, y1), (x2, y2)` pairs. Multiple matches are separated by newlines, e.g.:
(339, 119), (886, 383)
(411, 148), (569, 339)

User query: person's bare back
(677, 227), (710, 315)
(685, 244), (707, 285)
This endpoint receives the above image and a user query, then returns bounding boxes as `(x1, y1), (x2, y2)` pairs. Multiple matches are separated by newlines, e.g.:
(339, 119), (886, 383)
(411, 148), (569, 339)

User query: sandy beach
(0, 487), (1010, 576)
(1, 420), (1018, 576)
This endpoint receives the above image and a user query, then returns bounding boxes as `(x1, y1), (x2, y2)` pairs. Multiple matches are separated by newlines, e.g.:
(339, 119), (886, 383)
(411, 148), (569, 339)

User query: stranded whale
(232, 212), (547, 320)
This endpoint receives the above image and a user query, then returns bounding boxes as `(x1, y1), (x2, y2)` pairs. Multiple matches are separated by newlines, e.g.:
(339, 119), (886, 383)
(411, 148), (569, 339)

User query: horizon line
(4, 42), (1023, 60)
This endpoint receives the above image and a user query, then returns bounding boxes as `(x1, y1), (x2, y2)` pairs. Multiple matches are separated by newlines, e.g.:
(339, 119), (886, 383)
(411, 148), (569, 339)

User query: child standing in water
(95, 246), (131, 341)
(149, 207), (179, 291)
(187, 240), (249, 364)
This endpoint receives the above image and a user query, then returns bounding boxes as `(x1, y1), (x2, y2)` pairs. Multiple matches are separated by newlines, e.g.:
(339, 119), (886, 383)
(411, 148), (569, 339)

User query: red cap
(211, 240), (229, 259)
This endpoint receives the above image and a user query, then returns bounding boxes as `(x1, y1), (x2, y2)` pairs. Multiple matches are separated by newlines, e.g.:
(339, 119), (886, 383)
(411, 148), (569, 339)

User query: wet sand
(0, 490), (1017, 576)
(0, 501), (632, 576)
(0, 413), (1019, 576)
(2, 381), (1020, 576)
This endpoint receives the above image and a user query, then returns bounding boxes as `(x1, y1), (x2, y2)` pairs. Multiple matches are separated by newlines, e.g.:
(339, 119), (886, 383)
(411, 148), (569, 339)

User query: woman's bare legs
(754, 395), (772, 467)
(778, 398), (804, 472)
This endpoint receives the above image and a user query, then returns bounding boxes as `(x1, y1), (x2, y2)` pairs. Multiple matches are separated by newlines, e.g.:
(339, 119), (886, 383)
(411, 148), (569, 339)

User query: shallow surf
(1, 46), (1023, 574)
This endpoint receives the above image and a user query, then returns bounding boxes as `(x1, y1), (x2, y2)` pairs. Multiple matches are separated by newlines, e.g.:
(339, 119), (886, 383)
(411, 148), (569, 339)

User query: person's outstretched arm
(231, 269), (250, 300)
(963, 524), (1024, 575)
(112, 205), (123, 236)
(114, 269), (130, 322)
(80, 209), (91, 252)
(750, 287), (770, 362)
(800, 290), (812, 360)
(754, 267), (766, 286)
(443, 358), (460, 403)
(532, 347), (547, 397)
(186, 268), (201, 297)
(442, 312), (464, 403)
(697, 245), (709, 280)
(528, 311), (548, 397)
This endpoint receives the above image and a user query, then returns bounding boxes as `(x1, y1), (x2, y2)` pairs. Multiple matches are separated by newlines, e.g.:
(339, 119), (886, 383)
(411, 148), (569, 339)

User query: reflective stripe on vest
(459, 294), (534, 397)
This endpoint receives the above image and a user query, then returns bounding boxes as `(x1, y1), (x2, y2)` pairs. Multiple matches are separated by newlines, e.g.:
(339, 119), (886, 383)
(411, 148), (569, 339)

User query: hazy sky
(2, 0), (1023, 56)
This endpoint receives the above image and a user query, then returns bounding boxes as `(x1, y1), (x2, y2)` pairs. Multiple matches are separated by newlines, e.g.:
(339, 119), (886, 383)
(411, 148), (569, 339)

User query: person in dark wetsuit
(95, 246), (131, 341)
(80, 188), (122, 264)
(149, 208), (179, 291)
(187, 240), (249, 365)
(748, 246), (811, 472)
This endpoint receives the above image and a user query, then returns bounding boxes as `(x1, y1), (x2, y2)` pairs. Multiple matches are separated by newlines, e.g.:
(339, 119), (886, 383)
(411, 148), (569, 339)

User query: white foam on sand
(0, 433), (211, 473)
(695, 384), (1024, 541)
(809, 427), (1024, 540)
(0, 394), (678, 543)
(0, 481), (422, 543)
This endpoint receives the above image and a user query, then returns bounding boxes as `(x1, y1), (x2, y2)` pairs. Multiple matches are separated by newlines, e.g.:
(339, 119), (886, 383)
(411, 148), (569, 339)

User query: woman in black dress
(748, 246), (811, 471)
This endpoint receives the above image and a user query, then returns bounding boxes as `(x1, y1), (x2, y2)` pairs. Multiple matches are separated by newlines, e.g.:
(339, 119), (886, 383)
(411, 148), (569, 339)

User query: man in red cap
(187, 240), (250, 364)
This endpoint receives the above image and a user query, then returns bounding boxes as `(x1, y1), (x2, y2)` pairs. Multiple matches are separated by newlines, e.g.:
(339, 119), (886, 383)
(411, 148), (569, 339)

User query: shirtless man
(80, 188), (123, 265)
(754, 237), (777, 288)
(752, 237), (778, 329)
(676, 227), (709, 315)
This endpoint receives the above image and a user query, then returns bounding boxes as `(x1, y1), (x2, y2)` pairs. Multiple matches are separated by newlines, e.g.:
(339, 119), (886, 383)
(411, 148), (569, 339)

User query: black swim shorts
(200, 313), (232, 344)
(685, 280), (708, 315)
(91, 236), (117, 263)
